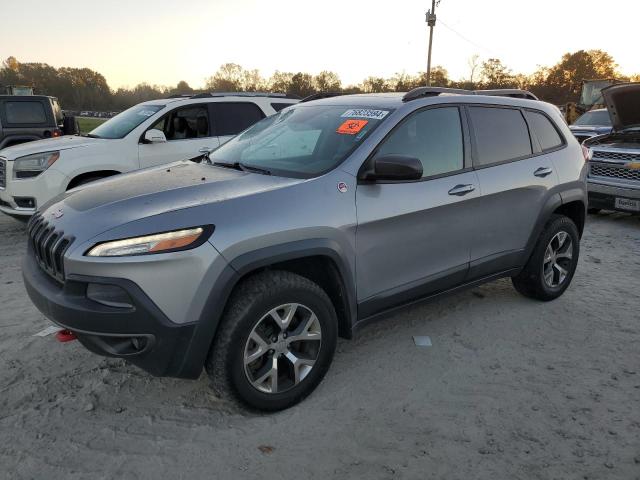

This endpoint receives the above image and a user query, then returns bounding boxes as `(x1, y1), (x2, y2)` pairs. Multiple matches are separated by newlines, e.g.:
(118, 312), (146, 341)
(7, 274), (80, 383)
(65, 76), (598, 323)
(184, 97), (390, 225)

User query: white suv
(0, 93), (298, 218)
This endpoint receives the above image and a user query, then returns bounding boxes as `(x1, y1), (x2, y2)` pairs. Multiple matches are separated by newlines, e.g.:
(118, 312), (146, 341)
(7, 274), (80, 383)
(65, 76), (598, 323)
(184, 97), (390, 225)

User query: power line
(438, 18), (497, 56)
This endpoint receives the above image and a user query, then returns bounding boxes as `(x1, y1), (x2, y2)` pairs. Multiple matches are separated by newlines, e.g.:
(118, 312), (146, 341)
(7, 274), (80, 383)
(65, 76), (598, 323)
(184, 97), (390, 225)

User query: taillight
(52, 129), (62, 137)
(581, 145), (592, 162)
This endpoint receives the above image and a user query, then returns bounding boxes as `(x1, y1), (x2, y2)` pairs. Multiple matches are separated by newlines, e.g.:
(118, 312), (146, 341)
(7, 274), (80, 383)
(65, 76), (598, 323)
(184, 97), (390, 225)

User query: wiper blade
(85, 133), (101, 138)
(213, 161), (271, 175)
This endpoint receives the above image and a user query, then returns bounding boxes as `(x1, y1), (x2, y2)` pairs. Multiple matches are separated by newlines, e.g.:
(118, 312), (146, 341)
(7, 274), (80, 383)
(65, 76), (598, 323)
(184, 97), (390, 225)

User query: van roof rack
(188, 92), (300, 99)
(300, 92), (345, 103)
(402, 87), (538, 102)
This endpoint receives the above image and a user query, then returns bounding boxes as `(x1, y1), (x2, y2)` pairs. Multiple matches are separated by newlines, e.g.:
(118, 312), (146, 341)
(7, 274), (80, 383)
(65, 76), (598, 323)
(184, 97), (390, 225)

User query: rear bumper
(22, 249), (200, 378)
(588, 180), (640, 211)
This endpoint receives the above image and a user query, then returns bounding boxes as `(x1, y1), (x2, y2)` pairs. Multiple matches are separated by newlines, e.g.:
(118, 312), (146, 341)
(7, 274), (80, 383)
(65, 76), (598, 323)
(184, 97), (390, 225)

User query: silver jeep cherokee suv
(23, 88), (587, 410)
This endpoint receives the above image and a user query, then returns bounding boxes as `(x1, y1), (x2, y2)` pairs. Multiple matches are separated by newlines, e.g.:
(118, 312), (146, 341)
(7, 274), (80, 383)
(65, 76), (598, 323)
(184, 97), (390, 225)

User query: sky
(1, 0), (637, 89)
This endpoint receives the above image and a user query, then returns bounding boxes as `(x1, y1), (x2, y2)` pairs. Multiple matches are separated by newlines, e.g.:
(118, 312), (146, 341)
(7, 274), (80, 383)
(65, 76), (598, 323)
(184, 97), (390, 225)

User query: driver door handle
(534, 167), (553, 177)
(448, 184), (476, 196)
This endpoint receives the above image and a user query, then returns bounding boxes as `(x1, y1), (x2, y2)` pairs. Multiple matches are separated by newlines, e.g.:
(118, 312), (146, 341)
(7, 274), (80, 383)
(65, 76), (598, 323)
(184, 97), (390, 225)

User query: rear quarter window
(525, 110), (563, 151)
(271, 102), (296, 112)
(469, 106), (532, 166)
(4, 101), (48, 124)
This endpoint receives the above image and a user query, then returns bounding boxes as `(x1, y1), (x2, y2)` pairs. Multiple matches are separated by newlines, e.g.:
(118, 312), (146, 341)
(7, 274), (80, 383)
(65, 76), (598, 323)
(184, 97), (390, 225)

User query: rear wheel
(205, 271), (338, 411)
(512, 215), (580, 301)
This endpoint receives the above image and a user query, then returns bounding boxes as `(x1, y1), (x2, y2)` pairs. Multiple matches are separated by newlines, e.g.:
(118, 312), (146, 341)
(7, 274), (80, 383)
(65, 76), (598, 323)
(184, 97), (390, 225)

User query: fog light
(86, 283), (133, 309)
(14, 197), (36, 209)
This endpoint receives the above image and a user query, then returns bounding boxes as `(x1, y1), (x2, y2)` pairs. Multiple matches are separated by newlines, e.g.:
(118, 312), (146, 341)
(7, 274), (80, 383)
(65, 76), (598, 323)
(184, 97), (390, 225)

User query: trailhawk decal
(341, 109), (389, 120)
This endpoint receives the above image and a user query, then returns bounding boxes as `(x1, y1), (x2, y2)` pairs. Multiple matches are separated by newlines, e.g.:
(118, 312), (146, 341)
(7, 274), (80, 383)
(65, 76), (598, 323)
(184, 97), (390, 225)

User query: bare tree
(468, 54), (480, 86)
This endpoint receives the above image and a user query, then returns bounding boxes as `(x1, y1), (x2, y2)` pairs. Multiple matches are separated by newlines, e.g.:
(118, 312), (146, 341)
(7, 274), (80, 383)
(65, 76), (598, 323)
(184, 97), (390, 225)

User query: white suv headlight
(86, 227), (207, 257)
(13, 151), (60, 179)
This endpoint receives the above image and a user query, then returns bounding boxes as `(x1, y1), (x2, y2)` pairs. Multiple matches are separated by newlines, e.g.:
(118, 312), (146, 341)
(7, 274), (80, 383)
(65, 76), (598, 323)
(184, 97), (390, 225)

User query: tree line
(1, 50), (637, 111)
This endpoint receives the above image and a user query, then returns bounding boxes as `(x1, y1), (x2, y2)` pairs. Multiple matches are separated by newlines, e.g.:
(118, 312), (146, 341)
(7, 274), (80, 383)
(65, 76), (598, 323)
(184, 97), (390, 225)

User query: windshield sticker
(137, 109), (158, 117)
(341, 109), (389, 120)
(337, 119), (368, 135)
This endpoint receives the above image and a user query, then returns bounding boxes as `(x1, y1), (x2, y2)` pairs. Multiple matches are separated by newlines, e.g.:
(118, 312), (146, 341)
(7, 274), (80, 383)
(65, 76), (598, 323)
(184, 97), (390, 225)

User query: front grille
(592, 150), (640, 162)
(0, 157), (6, 188)
(27, 213), (74, 283)
(590, 163), (640, 182)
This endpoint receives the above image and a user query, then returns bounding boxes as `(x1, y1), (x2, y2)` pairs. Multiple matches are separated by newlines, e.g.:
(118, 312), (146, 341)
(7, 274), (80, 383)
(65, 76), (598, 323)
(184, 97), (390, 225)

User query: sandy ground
(0, 212), (639, 480)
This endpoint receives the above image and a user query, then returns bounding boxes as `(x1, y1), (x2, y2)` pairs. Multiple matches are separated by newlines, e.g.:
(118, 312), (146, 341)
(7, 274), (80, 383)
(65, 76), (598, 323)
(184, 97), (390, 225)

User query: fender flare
(175, 239), (357, 378)
(522, 192), (564, 262)
(0, 135), (41, 149)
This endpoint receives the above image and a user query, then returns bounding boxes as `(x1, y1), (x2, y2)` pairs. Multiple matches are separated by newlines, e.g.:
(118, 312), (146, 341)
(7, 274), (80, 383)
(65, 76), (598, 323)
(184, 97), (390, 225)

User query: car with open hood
(583, 83), (640, 214)
(569, 108), (613, 144)
(22, 88), (587, 410)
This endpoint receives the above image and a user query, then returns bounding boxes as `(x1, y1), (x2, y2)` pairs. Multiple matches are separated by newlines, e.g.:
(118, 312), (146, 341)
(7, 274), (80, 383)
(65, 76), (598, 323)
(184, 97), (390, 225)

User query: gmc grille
(591, 150), (640, 162)
(27, 213), (74, 283)
(0, 157), (6, 189)
(590, 163), (640, 182)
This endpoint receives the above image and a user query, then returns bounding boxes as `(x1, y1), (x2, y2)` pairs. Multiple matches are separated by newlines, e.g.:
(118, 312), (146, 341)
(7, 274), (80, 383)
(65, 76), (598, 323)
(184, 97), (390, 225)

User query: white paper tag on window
(33, 325), (63, 337)
(341, 109), (389, 120)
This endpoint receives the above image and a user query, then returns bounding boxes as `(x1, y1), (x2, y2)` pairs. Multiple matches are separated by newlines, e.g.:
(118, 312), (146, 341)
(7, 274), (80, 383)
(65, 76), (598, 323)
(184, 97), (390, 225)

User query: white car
(0, 93), (298, 218)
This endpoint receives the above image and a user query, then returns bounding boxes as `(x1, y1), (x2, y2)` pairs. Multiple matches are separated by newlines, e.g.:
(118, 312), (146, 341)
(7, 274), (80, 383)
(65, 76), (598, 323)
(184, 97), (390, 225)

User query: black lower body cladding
(22, 249), (199, 378)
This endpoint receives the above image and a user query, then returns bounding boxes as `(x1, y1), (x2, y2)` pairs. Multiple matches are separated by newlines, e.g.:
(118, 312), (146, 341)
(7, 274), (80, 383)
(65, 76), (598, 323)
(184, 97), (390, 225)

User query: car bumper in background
(0, 167), (67, 218)
(588, 180), (640, 212)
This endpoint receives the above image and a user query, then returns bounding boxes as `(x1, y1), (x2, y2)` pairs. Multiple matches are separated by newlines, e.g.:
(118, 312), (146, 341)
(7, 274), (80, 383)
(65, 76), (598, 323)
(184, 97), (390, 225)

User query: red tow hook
(55, 329), (77, 342)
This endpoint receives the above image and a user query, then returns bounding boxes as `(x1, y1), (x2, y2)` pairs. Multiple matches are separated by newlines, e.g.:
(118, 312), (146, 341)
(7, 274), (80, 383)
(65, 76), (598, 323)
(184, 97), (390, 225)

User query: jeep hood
(40, 161), (302, 243)
(1, 135), (105, 160)
(602, 83), (640, 132)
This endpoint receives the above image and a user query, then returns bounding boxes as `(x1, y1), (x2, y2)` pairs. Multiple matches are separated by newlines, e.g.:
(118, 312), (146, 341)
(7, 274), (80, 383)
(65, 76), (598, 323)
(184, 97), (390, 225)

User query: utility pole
(425, 0), (438, 86)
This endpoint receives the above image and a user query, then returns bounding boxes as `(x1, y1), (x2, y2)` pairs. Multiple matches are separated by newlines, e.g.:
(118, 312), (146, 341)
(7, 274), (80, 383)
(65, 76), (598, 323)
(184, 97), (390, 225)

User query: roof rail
(402, 87), (540, 103)
(189, 91), (300, 99)
(474, 89), (538, 100)
(166, 94), (193, 99)
(402, 87), (471, 102)
(300, 92), (345, 103)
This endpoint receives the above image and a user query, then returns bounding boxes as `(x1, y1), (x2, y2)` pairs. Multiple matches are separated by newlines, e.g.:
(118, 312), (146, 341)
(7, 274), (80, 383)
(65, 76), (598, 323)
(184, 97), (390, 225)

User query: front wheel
(512, 215), (580, 301)
(205, 271), (338, 411)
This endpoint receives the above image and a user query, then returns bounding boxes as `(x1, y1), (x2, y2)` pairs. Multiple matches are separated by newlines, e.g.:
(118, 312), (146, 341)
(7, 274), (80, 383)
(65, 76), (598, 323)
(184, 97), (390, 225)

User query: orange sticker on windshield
(337, 119), (368, 135)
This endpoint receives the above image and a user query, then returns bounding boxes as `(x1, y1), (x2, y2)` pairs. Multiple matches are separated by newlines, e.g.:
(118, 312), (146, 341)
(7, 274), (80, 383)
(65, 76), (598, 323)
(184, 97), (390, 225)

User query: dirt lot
(0, 212), (639, 480)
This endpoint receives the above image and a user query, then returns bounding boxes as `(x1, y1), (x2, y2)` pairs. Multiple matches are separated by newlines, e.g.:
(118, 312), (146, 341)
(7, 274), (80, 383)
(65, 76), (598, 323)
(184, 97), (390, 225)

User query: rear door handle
(448, 184), (476, 196)
(534, 167), (553, 177)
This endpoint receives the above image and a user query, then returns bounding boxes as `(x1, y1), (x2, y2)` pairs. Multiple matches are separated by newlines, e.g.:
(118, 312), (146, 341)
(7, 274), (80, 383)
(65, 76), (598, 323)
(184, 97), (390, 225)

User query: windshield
(89, 104), (164, 139)
(573, 110), (611, 127)
(209, 105), (392, 177)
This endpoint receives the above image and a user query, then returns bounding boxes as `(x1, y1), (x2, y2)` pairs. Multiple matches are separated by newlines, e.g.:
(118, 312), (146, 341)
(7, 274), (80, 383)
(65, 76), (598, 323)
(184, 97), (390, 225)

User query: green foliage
(0, 50), (634, 111)
(77, 117), (106, 134)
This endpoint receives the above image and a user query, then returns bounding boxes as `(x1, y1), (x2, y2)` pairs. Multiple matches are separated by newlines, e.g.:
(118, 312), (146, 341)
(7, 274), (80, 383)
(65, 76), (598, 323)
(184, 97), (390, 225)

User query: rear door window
(468, 107), (532, 166)
(211, 102), (265, 136)
(4, 101), (47, 124)
(524, 110), (563, 151)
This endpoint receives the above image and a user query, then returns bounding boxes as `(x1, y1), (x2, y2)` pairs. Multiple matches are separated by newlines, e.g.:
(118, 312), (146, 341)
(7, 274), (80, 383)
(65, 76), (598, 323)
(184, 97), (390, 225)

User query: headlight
(13, 151), (60, 179)
(86, 227), (208, 257)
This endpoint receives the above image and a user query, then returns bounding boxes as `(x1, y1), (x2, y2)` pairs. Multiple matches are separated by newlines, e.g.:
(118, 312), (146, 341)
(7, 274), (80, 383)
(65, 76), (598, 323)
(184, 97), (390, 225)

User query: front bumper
(588, 180), (640, 211)
(22, 249), (200, 378)
(0, 166), (67, 218)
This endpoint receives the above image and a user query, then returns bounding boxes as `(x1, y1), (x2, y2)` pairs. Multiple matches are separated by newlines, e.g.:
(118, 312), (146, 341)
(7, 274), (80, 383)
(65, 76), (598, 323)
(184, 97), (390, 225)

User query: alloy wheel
(243, 303), (322, 394)
(542, 231), (574, 288)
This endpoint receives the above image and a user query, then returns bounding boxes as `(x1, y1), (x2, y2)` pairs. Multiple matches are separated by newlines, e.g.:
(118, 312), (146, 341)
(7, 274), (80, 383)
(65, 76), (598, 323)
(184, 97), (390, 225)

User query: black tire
(587, 208), (601, 214)
(512, 215), (580, 301)
(205, 270), (338, 411)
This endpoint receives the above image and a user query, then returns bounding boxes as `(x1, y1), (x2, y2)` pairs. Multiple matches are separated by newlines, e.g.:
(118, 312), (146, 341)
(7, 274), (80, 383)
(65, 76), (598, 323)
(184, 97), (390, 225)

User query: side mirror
(360, 154), (423, 182)
(144, 129), (167, 144)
